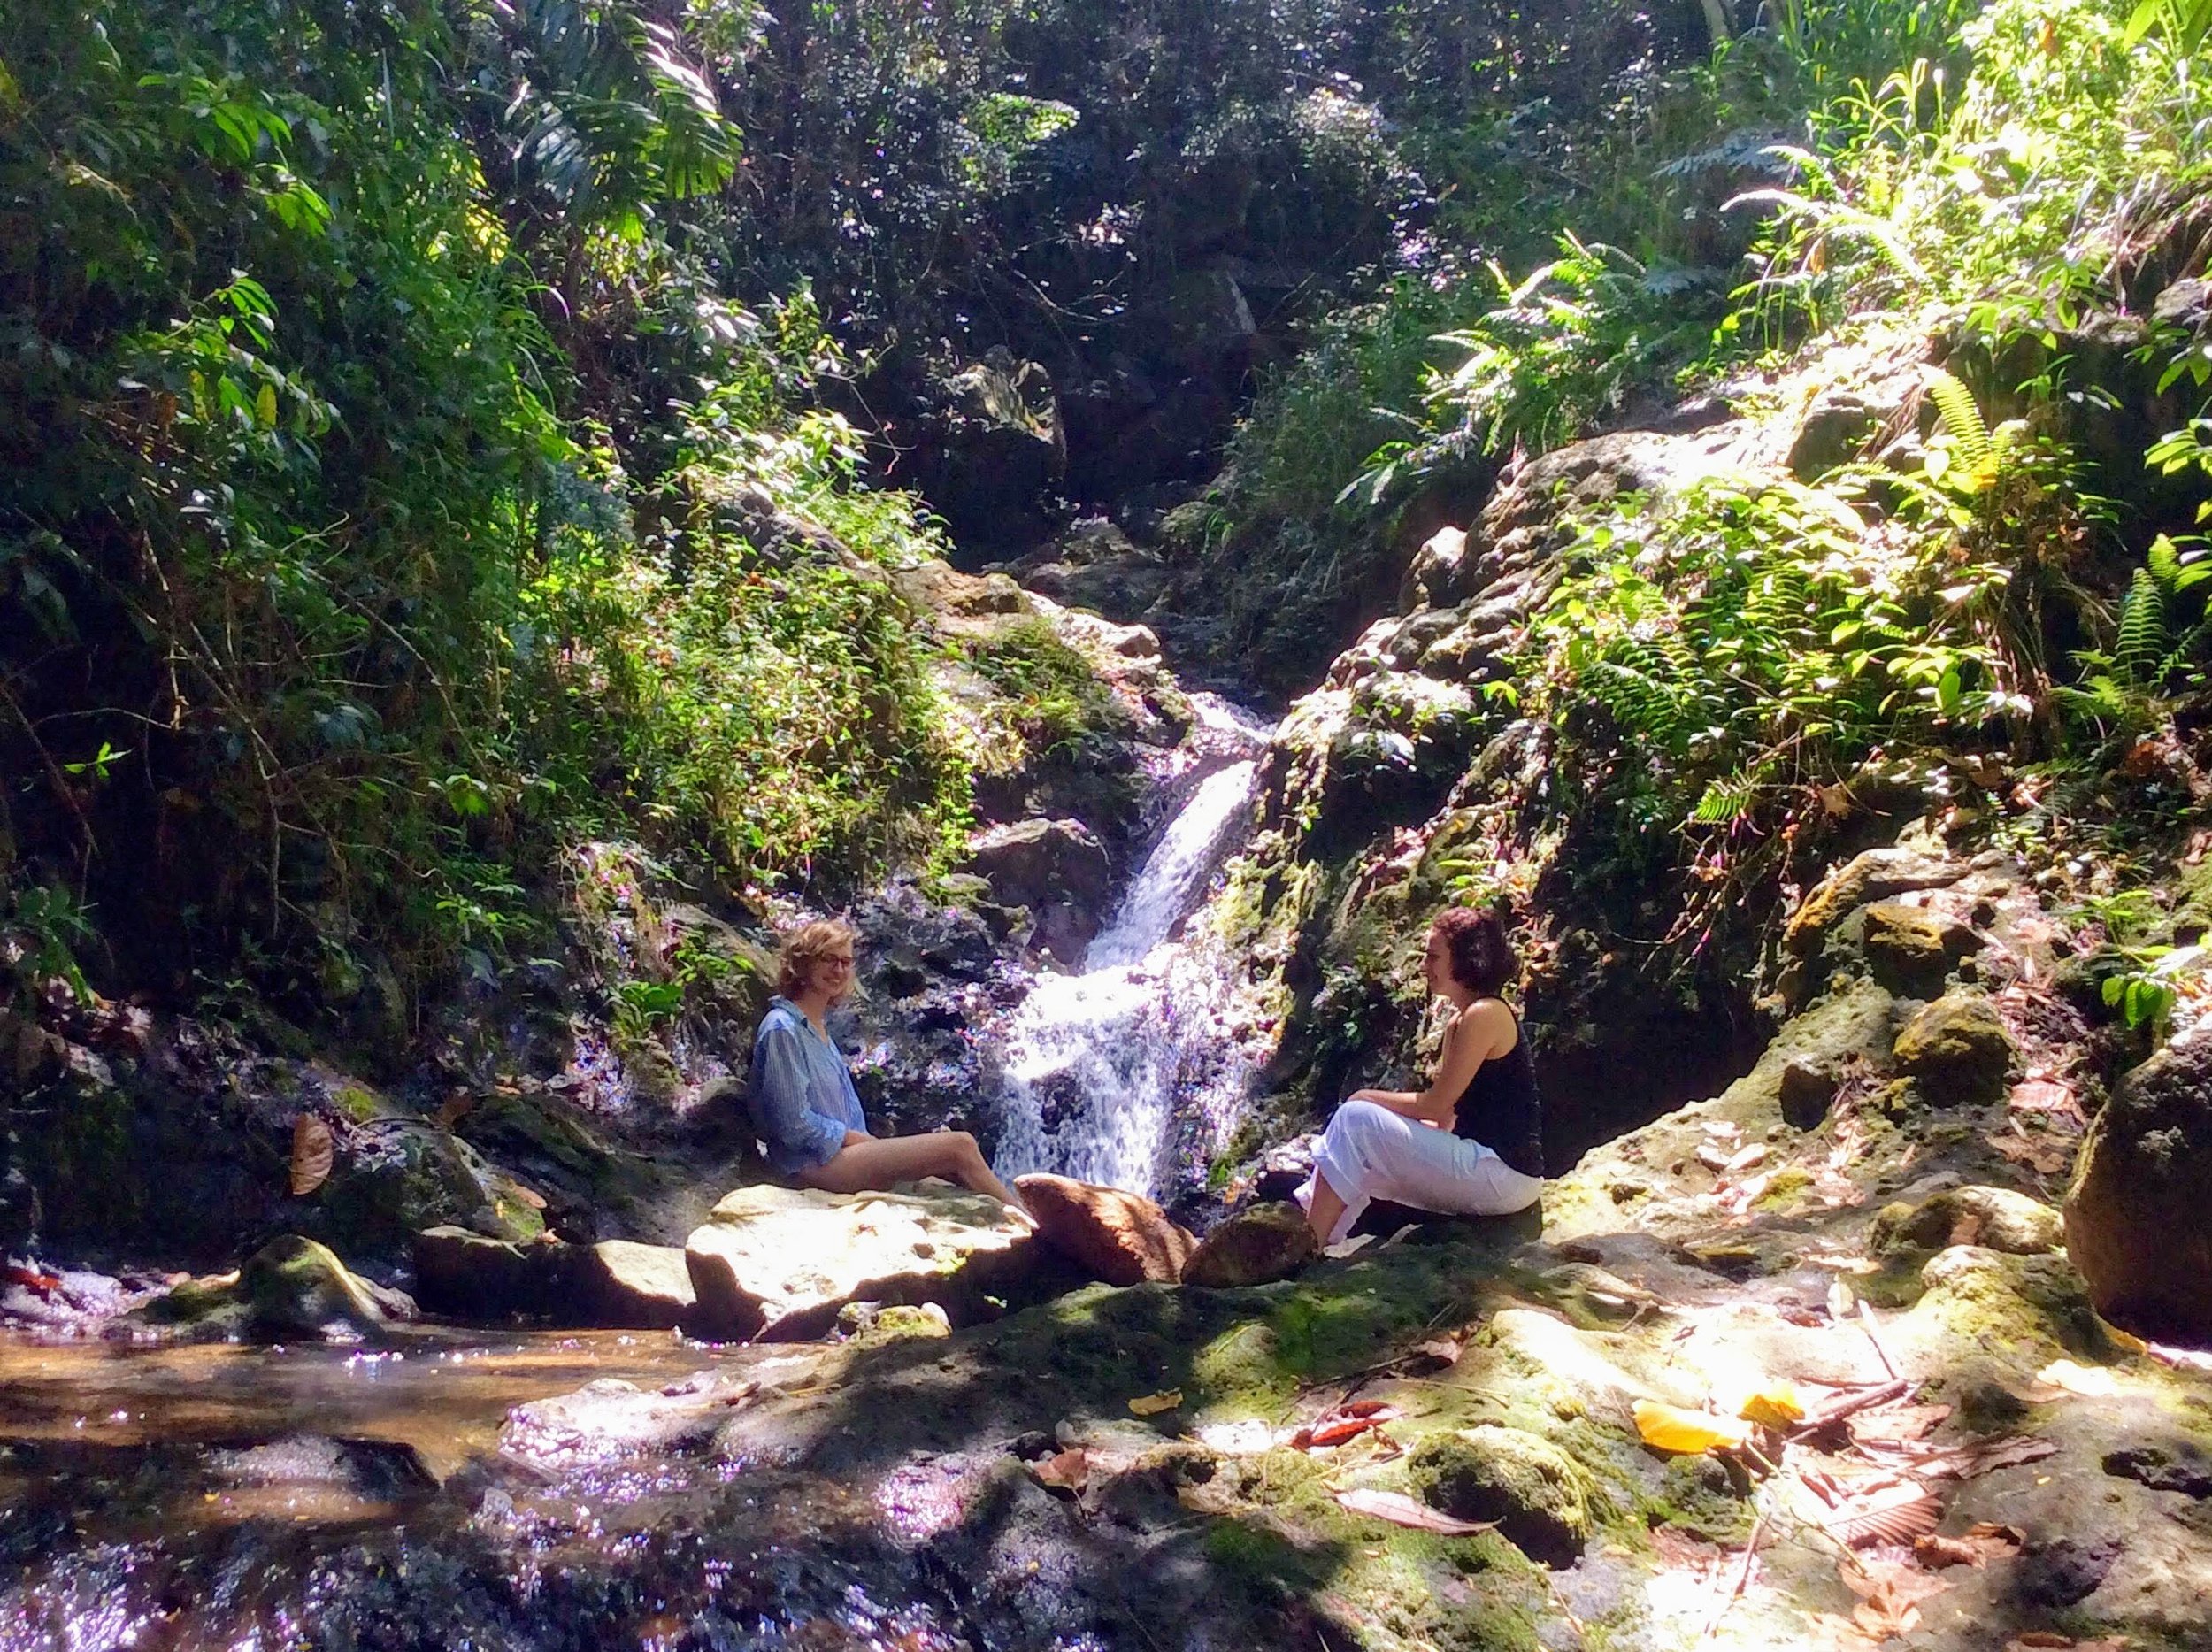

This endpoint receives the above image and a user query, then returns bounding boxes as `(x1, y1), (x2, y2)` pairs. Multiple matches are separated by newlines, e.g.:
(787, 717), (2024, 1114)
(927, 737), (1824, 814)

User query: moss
(1647, 1453), (1754, 1545)
(1409, 1425), (1593, 1567)
(332, 1085), (384, 1124)
(1752, 1164), (1814, 1211)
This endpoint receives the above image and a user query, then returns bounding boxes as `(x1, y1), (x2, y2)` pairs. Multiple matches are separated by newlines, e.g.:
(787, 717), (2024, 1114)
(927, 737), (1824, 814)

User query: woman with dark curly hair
(1296, 906), (1543, 1245)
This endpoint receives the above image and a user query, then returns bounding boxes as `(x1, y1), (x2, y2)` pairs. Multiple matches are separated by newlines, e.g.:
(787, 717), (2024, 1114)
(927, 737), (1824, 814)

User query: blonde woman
(749, 918), (1026, 1211)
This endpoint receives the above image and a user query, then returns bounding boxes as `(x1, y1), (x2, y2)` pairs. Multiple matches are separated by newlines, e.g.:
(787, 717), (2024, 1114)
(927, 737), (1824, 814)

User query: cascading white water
(990, 698), (1270, 1195)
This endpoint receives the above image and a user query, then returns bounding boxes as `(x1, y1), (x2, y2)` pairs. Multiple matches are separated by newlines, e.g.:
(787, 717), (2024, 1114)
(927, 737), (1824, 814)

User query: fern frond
(2116, 566), (2170, 688)
(1924, 369), (1994, 474)
(1690, 773), (1758, 826)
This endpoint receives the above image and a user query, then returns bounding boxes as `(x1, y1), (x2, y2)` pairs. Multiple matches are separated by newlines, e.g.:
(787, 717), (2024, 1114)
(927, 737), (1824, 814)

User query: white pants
(1295, 1099), (1542, 1246)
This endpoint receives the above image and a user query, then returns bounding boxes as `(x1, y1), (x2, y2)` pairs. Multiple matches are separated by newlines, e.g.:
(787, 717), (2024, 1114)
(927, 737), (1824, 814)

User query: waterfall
(990, 699), (1269, 1195)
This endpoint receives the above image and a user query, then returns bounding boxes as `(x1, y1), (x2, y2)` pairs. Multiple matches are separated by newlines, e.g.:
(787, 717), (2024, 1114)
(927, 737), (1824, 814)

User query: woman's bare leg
(1304, 1169), (1348, 1246)
(802, 1132), (1027, 1212)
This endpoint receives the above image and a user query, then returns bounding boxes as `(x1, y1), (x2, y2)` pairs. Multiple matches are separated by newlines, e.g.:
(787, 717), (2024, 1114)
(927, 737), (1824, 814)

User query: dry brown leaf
(1127, 1388), (1182, 1417)
(1914, 1522), (2024, 1569)
(1841, 1552), (1952, 1640)
(431, 1090), (475, 1129)
(1846, 1403), (1951, 1446)
(1724, 1142), (1770, 1174)
(1333, 1488), (1494, 1535)
(1988, 1130), (2074, 1175)
(2008, 1078), (2083, 1124)
(1031, 1448), (1088, 1494)
(1814, 1478), (1941, 1547)
(2005, 1637), (2131, 1651)
(1696, 1141), (1734, 1172)
(2146, 1340), (2212, 1374)
(1804, 1612), (1888, 1652)
(288, 1114), (334, 1196)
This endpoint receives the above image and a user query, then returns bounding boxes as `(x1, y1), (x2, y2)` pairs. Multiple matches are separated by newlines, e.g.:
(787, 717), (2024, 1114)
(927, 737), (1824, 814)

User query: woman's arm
(1351, 1006), (1506, 1126)
(753, 1022), (858, 1165)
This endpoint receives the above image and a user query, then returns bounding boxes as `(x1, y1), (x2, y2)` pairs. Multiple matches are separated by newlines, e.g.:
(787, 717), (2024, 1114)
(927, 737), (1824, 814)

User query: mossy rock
(241, 1235), (409, 1341)
(1651, 1453), (1754, 1545)
(1893, 993), (2011, 1103)
(1873, 1184), (2062, 1256)
(1858, 903), (1978, 994)
(1409, 1424), (1592, 1567)
(1183, 1203), (1316, 1288)
(1908, 1245), (2101, 1372)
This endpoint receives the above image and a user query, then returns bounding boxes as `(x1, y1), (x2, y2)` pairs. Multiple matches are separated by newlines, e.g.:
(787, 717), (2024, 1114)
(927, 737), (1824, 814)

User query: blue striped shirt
(747, 996), (868, 1172)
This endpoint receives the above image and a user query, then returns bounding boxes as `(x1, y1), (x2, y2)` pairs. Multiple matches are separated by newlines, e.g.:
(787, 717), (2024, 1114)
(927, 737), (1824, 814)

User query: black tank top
(1451, 1004), (1544, 1179)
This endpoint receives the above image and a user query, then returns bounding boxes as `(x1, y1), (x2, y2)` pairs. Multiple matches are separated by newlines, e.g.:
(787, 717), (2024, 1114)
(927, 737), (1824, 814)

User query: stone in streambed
(1016, 1172), (1196, 1286)
(241, 1235), (413, 1341)
(1860, 902), (1979, 993)
(1181, 1203), (1315, 1288)
(411, 1225), (567, 1319)
(684, 1182), (1036, 1341)
(571, 1239), (697, 1331)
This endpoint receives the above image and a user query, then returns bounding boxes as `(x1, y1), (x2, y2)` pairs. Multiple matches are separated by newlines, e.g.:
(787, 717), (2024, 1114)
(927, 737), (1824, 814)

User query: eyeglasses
(822, 955), (856, 970)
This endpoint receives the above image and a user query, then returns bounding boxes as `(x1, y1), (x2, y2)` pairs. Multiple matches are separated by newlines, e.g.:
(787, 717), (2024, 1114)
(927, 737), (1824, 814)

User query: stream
(0, 691), (1276, 1651)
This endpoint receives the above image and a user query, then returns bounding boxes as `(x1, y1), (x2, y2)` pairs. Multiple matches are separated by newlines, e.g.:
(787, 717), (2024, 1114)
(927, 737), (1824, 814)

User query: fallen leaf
(1293, 1404), (1401, 1449)
(1333, 1488), (1494, 1535)
(1803, 1612), (1886, 1652)
(4, 1264), (61, 1295)
(1724, 1142), (1770, 1174)
(1854, 1433), (2056, 1480)
(1805, 1477), (1940, 1547)
(1696, 1142), (1734, 1172)
(1828, 1279), (1858, 1323)
(1031, 1448), (1088, 1494)
(2146, 1340), (2212, 1374)
(1846, 1403), (1951, 1446)
(289, 1115), (334, 1196)
(1988, 1131), (2074, 1175)
(2036, 1358), (2118, 1397)
(1127, 1389), (1182, 1417)
(1840, 1551), (1952, 1638)
(1914, 1522), (2024, 1568)
(431, 1091), (475, 1129)
(1194, 1419), (1286, 1456)
(1633, 1400), (1751, 1454)
(1738, 1379), (1806, 1429)
(2008, 1078), (2082, 1123)
(1409, 1336), (1464, 1368)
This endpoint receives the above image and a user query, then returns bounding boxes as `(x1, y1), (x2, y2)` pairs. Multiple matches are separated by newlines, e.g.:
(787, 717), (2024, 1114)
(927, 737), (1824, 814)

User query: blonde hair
(776, 918), (858, 997)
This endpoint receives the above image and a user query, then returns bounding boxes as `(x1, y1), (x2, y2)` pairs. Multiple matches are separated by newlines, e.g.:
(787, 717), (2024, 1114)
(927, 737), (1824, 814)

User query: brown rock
(1181, 1203), (1316, 1288)
(1016, 1173), (1197, 1286)
(1861, 902), (1979, 991)
(1874, 1185), (2063, 1255)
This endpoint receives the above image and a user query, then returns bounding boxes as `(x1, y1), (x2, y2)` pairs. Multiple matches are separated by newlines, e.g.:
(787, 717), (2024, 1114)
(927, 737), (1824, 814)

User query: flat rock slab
(686, 1181), (1036, 1341)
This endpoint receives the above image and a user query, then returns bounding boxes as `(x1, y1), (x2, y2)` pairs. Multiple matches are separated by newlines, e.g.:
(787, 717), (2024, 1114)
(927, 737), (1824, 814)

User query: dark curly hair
(1430, 906), (1516, 996)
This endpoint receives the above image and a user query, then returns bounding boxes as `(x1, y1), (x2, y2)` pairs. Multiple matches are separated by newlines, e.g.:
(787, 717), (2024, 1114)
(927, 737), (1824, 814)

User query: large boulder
(961, 818), (1112, 964)
(411, 1225), (566, 1319)
(904, 350), (1065, 550)
(571, 1240), (698, 1331)
(1016, 1173), (1196, 1286)
(2066, 1026), (2212, 1340)
(683, 1183), (1037, 1341)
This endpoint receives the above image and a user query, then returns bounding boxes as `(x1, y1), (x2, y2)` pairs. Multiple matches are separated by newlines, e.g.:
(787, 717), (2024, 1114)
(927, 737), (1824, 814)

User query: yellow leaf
(1128, 1389), (1183, 1417)
(1739, 1379), (1806, 1429)
(1632, 1400), (1750, 1454)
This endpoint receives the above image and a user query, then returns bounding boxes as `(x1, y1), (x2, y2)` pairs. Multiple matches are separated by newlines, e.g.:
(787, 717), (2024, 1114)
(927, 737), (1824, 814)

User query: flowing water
(989, 696), (1271, 1195)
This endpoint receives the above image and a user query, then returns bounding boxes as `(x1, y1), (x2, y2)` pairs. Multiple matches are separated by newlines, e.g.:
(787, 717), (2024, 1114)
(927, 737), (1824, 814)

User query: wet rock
(319, 1119), (527, 1261)
(411, 1225), (565, 1319)
(961, 818), (1111, 964)
(1873, 1185), (2062, 1256)
(241, 1235), (411, 1341)
(1893, 993), (2013, 1101)
(1409, 1424), (1591, 1567)
(684, 1182), (1037, 1341)
(1859, 902), (1979, 993)
(1015, 1173), (1197, 1286)
(1010, 518), (1171, 621)
(1785, 846), (1968, 955)
(2066, 1024), (2212, 1341)
(571, 1239), (697, 1332)
(837, 1300), (952, 1346)
(206, 1435), (439, 1499)
(1180, 1203), (1315, 1287)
